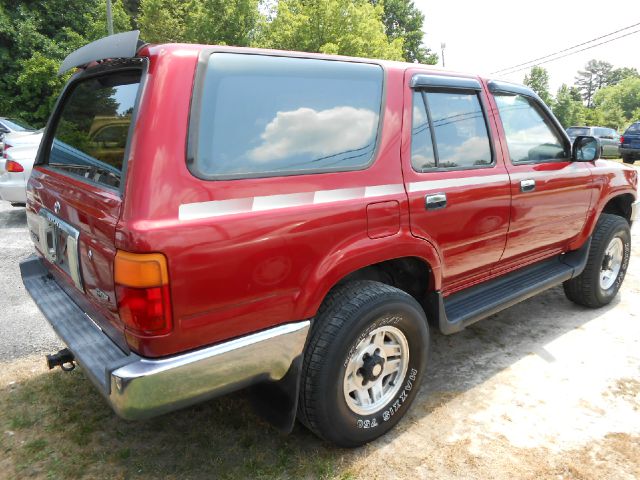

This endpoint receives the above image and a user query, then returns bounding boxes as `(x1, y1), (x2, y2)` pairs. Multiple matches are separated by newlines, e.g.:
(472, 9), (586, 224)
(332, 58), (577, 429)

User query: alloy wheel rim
(343, 325), (409, 415)
(600, 237), (624, 290)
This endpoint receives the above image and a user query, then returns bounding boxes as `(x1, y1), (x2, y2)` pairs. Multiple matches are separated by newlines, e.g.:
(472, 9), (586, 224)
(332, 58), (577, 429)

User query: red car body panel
(26, 44), (638, 358)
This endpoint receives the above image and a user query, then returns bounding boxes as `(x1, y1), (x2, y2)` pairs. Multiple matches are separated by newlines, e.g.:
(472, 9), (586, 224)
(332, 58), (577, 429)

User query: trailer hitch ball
(46, 348), (76, 371)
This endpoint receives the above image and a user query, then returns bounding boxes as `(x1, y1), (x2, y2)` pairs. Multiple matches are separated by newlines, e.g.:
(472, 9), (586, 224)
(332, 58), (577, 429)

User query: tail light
(114, 251), (172, 336)
(620, 135), (624, 144)
(6, 160), (24, 172)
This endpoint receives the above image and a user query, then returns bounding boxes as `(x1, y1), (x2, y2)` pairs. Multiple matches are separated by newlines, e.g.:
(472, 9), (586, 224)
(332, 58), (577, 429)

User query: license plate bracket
(29, 209), (83, 291)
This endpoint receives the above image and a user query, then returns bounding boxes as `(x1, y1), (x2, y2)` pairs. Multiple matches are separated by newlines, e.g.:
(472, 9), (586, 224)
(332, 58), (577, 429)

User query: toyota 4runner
(20, 31), (639, 447)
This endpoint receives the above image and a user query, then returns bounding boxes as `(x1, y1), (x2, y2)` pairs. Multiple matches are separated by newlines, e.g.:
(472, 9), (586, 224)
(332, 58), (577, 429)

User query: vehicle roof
(138, 43), (489, 82)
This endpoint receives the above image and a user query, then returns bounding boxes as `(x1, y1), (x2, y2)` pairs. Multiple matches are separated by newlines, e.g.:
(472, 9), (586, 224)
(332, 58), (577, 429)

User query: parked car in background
(0, 131), (43, 206)
(620, 122), (640, 164)
(0, 117), (35, 155)
(566, 126), (620, 158)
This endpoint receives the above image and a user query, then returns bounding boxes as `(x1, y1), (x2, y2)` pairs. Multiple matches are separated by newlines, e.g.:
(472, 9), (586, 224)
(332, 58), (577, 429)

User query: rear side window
(494, 93), (567, 163)
(47, 70), (141, 189)
(410, 90), (492, 171)
(191, 53), (384, 179)
(626, 123), (640, 134)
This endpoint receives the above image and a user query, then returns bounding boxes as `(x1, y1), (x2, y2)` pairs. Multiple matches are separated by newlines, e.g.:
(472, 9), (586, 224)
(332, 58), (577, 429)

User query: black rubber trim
(20, 256), (138, 395)
(438, 238), (591, 334)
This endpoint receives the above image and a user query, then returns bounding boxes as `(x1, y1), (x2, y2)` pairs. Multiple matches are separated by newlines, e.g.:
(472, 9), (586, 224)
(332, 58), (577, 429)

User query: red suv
(21, 31), (638, 447)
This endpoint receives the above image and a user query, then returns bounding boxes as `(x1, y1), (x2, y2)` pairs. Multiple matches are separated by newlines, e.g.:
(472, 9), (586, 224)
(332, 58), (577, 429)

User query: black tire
(622, 156), (635, 165)
(298, 281), (429, 447)
(563, 214), (631, 308)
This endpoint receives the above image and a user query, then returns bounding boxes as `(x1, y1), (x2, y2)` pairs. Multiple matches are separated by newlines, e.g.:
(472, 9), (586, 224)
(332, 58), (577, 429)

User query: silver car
(566, 126), (620, 159)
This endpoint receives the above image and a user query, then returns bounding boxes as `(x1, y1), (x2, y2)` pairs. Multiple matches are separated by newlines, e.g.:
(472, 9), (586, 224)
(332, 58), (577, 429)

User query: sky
(414, 0), (640, 93)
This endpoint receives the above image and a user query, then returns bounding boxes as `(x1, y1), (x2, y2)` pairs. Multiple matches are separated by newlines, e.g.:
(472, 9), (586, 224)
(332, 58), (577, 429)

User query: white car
(0, 131), (43, 205)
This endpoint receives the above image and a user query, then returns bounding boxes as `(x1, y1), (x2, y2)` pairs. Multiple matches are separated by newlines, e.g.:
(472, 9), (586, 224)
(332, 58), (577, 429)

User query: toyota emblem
(53, 201), (61, 214)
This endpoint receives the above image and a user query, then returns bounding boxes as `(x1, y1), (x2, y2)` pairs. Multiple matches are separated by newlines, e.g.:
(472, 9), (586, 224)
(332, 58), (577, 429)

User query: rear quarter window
(190, 53), (384, 179)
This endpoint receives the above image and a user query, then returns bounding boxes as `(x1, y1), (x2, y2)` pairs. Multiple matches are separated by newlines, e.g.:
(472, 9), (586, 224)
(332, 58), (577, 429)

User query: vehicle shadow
(0, 206), (26, 229)
(1, 283), (627, 478)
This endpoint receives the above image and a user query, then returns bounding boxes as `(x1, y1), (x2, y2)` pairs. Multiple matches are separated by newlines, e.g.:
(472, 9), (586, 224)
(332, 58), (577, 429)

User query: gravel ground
(0, 202), (59, 362)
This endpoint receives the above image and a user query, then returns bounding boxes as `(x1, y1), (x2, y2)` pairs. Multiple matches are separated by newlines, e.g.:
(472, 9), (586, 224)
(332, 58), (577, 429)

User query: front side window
(48, 70), (141, 189)
(410, 90), (492, 171)
(494, 93), (567, 163)
(193, 54), (383, 178)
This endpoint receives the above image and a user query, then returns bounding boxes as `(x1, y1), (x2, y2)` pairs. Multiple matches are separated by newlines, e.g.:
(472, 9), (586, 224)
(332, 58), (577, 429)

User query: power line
(495, 28), (640, 76)
(491, 21), (640, 75)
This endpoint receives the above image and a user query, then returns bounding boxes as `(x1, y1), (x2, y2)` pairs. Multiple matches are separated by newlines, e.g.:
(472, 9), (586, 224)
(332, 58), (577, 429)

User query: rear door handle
(520, 179), (536, 192)
(425, 192), (447, 210)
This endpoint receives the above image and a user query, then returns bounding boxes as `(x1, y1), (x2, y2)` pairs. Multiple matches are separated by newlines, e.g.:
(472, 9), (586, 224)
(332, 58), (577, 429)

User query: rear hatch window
(46, 70), (141, 190)
(625, 123), (640, 134)
(566, 127), (590, 137)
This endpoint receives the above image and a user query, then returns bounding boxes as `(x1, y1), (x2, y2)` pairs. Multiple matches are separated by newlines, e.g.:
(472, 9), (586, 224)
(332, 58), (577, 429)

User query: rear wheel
(563, 214), (631, 308)
(298, 281), (429, 447)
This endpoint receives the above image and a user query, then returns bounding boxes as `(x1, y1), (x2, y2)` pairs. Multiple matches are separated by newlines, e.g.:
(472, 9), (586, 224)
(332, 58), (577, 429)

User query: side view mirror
(572, 135), (601, 162)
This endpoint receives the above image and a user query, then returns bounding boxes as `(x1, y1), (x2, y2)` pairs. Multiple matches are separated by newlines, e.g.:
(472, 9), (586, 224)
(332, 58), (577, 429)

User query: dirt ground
(0, 206), (639, 479)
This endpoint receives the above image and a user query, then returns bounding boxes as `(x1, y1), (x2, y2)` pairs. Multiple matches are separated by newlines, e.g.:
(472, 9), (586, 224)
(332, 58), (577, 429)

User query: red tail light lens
(114, 251), (172, 336)
(115, 284), (172, 335)
(6, 160), (24, 172)
(620, 135), (624, 144)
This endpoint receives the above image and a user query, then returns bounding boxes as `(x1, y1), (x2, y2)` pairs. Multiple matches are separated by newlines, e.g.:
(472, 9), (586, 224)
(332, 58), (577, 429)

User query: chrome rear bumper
(109, 321), (309, 419)
(20, 255), (310, 420)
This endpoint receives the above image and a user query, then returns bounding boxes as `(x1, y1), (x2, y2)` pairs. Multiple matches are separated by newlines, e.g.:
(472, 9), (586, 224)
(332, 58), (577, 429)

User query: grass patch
(0, 360), (351, 479)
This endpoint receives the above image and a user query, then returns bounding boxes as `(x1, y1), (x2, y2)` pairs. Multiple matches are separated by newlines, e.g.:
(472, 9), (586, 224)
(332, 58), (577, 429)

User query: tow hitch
(46, 348), (76, 371)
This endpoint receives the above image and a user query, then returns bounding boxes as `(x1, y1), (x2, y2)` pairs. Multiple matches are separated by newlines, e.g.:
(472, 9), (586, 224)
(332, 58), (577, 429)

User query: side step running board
(437, 238), (591, 335)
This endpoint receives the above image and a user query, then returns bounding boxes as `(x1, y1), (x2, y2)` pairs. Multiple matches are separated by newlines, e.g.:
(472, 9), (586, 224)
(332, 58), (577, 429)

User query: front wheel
(298, 281), (429, 447)
(563, 214), (631, 308)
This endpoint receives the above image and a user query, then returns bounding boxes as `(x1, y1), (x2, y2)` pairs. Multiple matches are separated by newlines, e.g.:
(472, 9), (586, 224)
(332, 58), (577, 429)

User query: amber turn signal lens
(114, 251), (169, 288)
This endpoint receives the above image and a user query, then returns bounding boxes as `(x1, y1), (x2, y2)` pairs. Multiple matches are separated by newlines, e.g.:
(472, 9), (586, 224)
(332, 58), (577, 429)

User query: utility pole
(106, 0), (114, 36)
(440, 42), (446, 68)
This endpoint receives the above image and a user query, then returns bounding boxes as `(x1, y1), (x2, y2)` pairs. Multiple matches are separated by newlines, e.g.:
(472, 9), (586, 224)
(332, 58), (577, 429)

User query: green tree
(593, 76), (640, 130)
(523, 66), (553, 106)
(184, 0), (261, 46)
(575, 59), (613, 107)
(256, 0), (404, 60)
(0, 0), (131, 126)
(552, 84), (586, 128)
(608, 67), (639, 86)
(138, 0), (188, 43)
(371, 0), (437, 64)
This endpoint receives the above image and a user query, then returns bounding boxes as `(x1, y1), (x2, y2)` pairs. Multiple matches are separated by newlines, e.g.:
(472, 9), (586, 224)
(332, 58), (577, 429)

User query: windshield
(47, 70), (141, 190)
(2, 118), (34, 131)
(566, 127), (590, 137)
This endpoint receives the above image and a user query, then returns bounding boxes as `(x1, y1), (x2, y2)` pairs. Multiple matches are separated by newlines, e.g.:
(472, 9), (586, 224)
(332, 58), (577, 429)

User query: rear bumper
(20, 255), (310, 420)
(0, 172), (26, 203)
(620, 147), (640, 158)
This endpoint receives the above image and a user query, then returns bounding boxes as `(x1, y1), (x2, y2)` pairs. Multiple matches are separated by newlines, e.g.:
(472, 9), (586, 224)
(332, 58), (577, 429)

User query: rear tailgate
(26, 63), (144, 352)
(622, 125), (640, 148)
